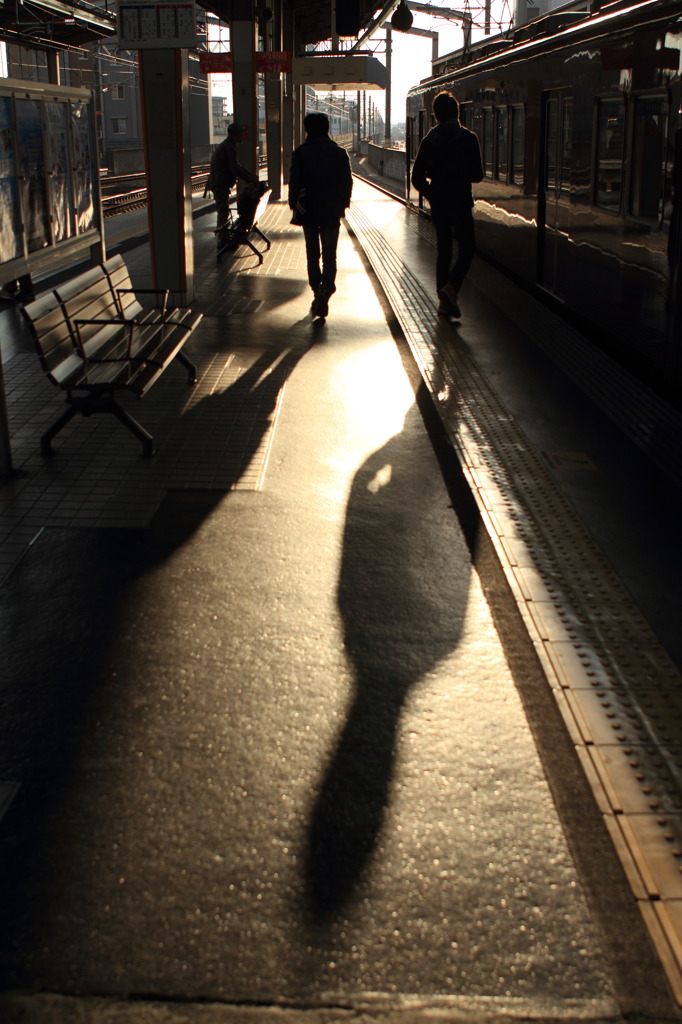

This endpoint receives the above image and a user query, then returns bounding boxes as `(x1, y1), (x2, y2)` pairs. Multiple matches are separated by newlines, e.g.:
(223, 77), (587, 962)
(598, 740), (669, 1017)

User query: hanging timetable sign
(117, 0), (198, 48)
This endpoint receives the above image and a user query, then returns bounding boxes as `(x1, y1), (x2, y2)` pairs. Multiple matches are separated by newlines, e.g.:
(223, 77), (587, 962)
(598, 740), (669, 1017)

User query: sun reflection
(366, 463), (393, 493)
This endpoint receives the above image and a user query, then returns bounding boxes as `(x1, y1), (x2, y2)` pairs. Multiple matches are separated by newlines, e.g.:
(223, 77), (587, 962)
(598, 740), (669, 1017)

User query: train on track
(406, 0), (682, 405)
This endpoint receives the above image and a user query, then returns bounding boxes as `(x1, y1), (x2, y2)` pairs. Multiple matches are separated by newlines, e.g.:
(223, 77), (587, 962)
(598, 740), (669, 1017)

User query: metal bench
(216, 185), (272, 265)
(21, 254), (203, 458)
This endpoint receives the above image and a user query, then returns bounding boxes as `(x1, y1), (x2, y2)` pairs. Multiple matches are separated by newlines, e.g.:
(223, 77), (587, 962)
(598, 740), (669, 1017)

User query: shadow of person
(305, 403), (470, 925)
(142, 343), (308, 559)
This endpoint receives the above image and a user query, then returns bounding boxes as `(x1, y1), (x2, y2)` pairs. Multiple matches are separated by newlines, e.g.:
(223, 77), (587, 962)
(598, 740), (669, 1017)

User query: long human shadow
(144, 342), (309, 554)
(305, 402), (471, 924)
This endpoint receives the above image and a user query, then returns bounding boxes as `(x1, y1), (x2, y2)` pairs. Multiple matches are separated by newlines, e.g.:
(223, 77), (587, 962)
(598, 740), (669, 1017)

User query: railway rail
(101, 166), (211, 217)
(101, 159), (269, 217)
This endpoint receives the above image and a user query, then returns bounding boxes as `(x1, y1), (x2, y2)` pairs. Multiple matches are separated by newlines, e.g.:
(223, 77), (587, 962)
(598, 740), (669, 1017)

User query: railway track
(101, 166), (211, 216)
(101, 158), (269, 216)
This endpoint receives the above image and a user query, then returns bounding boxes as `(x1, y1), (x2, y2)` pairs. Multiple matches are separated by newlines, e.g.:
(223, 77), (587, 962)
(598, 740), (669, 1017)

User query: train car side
(406, 0), (682, 402)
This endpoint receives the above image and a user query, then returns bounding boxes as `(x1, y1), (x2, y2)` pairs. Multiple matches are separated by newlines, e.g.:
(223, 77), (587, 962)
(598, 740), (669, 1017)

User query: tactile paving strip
(346, 201), (682, 1003)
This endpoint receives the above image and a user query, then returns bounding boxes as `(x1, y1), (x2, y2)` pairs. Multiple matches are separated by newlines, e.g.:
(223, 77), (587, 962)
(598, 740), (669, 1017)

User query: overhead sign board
(292, 54), (387, 90)
(198, 51), (292, 74)
(258, 51), (292, 73)
(117, 0), (198, 49)
(199, 51), (232, 72)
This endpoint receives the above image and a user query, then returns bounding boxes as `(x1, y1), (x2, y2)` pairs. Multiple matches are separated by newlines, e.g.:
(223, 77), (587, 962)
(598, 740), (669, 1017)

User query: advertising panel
(15, 98), (50, 252)
(71, 101), (95, 234)
(45, 101), (75, 242)
(0, 96), (21, 264)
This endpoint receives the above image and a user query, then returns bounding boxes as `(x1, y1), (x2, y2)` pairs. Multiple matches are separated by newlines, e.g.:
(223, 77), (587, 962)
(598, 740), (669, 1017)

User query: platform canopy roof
(0, 0), (383, 54)
(196, 0), (383, 47)
(0, 0), (117, 48)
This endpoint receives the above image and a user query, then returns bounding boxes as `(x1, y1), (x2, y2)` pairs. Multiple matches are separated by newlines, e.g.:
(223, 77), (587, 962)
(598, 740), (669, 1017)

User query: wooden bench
(216, 186), (272, 265)
(21, 254), (203, 458)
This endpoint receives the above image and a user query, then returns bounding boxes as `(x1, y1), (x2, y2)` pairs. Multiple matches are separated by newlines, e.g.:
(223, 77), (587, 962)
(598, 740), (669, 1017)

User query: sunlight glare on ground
(334, 269), (415, 459)
(354, 194), (405, 232)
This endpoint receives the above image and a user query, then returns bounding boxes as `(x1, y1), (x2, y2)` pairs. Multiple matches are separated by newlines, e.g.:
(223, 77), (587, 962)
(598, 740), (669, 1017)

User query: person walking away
(208, 123), (258, 247)
(411, 91), (483, 318)
(288, 112), (353, 319)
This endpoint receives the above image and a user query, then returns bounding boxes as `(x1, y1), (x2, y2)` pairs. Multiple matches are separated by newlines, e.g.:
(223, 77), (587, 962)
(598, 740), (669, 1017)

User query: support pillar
(231, 1), (258, 176)
(264, 0), (283, 198)
(282, 0), (295, 184)
(139, 48), (194, 304)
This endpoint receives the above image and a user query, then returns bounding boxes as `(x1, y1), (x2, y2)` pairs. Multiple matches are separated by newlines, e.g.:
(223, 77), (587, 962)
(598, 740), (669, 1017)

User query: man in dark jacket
(411, 91), (483, 318)
(208, 123), (258, 246)
(288, 112), (353, 318)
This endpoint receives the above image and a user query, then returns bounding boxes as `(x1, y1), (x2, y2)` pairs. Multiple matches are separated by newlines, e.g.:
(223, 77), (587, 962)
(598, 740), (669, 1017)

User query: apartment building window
(111, 117), (127, 134)
(111, 84), (125, 100)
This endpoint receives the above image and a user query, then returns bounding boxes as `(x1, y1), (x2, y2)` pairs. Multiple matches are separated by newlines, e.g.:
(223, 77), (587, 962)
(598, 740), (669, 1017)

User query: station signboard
(116, 0), (198, 49)
(197, 51), (291, 74)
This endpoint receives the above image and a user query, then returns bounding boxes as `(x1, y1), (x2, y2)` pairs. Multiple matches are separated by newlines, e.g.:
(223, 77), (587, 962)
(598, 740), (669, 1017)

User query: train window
(511, 106), (524, 184)
(544, 93), (572, 194)
(630, 96), (667, 221)
(595, 99), (624, 213)
(483, 108), (493, 176)
(495, 107), (509, 180)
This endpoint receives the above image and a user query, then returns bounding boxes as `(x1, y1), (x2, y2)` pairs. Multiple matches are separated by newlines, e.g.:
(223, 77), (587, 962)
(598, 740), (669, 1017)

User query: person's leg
(318, 219), (341, 297)
(214, 191), (229, 234)
(432, 214), (454, 293)
(302, 222), (322, 294)
(448, 212), (475, 293)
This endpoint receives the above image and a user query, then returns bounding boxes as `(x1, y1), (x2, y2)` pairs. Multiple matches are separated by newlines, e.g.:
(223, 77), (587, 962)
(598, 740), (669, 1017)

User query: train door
(539, 90), (573, 296)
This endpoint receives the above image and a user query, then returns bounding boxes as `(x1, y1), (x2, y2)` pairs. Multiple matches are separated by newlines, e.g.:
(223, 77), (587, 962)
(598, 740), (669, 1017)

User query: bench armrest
(74, 316), (133, 359)
(115, 286), (170, 317)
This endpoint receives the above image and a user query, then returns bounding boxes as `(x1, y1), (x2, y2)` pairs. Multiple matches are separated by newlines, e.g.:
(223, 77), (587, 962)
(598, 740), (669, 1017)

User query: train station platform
(1, 179), (682, 1023)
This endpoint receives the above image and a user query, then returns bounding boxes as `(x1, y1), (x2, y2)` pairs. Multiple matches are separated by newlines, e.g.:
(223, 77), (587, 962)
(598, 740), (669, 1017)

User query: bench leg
(42, 396), (155, 458)
(176, 350), (197, 384)
(41, 405), (79, 457)
(242, 238), (265, 267)
(252, 226), (271, 252)
(110, 402), (155, 458)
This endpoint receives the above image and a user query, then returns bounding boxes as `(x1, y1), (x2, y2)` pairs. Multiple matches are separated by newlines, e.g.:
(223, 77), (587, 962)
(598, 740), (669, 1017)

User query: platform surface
(0, 190), (679, 1023)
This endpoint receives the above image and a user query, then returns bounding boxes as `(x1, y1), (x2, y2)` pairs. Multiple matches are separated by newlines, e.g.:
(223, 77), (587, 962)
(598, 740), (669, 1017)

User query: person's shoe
(439, 283), (461, 318)
(313, 288), (329, 318)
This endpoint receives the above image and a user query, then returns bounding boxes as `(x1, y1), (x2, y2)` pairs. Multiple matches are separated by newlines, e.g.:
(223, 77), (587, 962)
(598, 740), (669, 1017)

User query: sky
(208, 0), (514, 127)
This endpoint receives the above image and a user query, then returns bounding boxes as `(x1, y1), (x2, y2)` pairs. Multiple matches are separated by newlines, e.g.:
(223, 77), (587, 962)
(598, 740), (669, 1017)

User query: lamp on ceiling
(391, 1), (413, 31)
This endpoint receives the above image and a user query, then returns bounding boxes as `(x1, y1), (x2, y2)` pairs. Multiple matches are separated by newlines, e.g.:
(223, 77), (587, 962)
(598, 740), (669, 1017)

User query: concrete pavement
(0, 199), (676, 1022)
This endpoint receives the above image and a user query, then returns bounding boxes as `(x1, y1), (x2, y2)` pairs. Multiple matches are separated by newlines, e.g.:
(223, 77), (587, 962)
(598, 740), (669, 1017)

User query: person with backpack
(411, 91), (483, 318)
(288, 112), (353, 319)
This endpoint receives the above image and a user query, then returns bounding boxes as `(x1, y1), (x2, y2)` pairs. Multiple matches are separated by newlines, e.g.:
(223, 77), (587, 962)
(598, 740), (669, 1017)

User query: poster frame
(0, 78), (104, 287)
